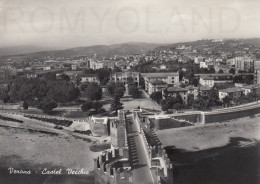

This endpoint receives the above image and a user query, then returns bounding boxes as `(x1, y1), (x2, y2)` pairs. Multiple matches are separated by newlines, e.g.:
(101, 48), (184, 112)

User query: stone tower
(110, 110), (127, 149)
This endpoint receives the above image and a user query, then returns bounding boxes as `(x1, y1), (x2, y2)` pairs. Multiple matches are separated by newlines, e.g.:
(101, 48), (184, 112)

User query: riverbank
(0, 125), (100, 184)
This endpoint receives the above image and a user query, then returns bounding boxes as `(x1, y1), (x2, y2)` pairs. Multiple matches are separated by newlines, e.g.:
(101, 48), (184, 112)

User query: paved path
(126, 115), (154, 184)
(140, 89), (162, 112)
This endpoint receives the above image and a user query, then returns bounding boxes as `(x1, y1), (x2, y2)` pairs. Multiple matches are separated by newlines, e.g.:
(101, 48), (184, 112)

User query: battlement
(94, 147), (132, 184)
(110, 119), (126, 128)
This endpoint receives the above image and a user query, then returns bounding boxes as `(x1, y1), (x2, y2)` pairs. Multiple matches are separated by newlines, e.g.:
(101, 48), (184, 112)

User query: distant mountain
(0, 45), (63, 57)
(153, 38), (260, 52)
(239, 38), (260, 47)
(2, 42), (163, 58)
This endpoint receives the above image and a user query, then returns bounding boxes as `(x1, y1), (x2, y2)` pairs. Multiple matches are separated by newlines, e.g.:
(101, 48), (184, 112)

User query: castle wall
(154, 117), (193, 130)
(204, 105), (260, 123)
(93, 148), (132, 184)
(90, 122), (108, 136)
(172, 114), (201, 123)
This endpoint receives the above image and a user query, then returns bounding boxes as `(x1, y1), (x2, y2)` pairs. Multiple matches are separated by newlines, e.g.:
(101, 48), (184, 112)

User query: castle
(93, 110), (174, 184)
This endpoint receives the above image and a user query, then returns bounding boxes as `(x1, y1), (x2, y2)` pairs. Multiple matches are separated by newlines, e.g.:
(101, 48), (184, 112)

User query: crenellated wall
(139, 127), (174, 184)
(93, 148), (132, 184)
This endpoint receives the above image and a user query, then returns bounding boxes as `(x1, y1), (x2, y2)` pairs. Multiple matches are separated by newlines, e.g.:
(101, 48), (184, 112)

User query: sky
(0, 0), (259, 48)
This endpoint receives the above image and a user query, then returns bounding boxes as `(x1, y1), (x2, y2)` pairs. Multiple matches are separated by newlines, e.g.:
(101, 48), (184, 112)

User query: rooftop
(242, 84), (260, 90)
(200, 76), (214, 80)
(198, 86), (212, 91)
(194, 73), (233, 77)
(219, 87), (243, 93)
(167, 87), (188, 92)
(141, 72), (178, 78)
(185, 85), (198, 90)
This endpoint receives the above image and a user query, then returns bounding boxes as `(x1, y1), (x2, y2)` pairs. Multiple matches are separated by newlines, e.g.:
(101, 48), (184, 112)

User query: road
(126, 115), (154, 184)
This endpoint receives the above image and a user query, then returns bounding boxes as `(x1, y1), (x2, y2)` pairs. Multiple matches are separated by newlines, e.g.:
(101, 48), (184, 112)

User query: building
(43, 65), (54, 70)
(196, 73), (233, 87)
(147, 80), (167, 95)
(0, 70), (10, 83)
(110, 72), (140, 85)
(163, 87), (188, 104)
(227, 56), (254, 72)
(194, 56), (204, 64)
(81, 74), (100, 84)
(199, 76), (215, 87)
(241, 84), (260, 96)
(254, 68), (260, 84)
(142, 73), (179, 92)
(90, 116), (109, 136)
(71, 64), (79, 70)
(218, 87), (243, 101)
(185, 85), (198, 96)
(90, 60), (115, 70)
(214, 64), (230, 73)
(194, 86), (213, 100)
(199, 61), (213, 69)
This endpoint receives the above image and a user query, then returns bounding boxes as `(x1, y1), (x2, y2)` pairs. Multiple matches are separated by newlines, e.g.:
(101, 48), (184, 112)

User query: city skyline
(0, 0), (259, 49)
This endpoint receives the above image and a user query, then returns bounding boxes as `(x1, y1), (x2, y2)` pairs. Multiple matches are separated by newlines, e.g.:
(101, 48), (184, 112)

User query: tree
(139, 77), (145, 89)
(60, 73), (70, 82)
(44, 72), (56, 81)
(128, 83), (139, 98)
(233, 75), (242, 83)
(160, 99), (170, 111)
(246, 92), (257, 102)
(192, 98), (205, 110)
(110, 95), (123, 112)
(97, 68), (112, 85)
(178, 70), (184, 81)
(150, 91), (162, 103)
(92, 101), (103, 111)
(82, 83), (102, 101)
(190, 77), (199, 87)
(38, 101), (58, 114)
(0, 90), (9, 103)
(222, 96), (231, 106)
(180, 83), (186, 88)
(76, 77), (82, 86)
(218, 69), (224, 73)
(81, 101), (92, 112)
(107, 82), (125, 98)
(172, 103), (182, 110)
(229, 68), (236, 75)
(23, 101), (28, 110)
(127, 77), (134, 84)
(244, 75), (254, 85)
(174, 94), (184, 105)
(208, 67), (215, 73)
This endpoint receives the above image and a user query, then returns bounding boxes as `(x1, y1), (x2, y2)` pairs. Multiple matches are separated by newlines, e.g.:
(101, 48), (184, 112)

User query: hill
(1, 42), (163, 58)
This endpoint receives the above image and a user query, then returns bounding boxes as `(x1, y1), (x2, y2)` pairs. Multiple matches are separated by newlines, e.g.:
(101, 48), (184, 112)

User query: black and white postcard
(0, 0), (259, 183)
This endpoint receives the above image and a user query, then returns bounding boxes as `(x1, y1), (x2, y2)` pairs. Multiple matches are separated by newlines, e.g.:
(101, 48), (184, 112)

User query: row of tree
(0, 75), (81, 114)
(81, 101), (104, 113)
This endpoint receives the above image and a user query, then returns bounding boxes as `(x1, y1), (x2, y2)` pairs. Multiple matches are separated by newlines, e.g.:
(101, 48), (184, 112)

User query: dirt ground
(0, 125), (101, 171)
(156, 114), (260, 151)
